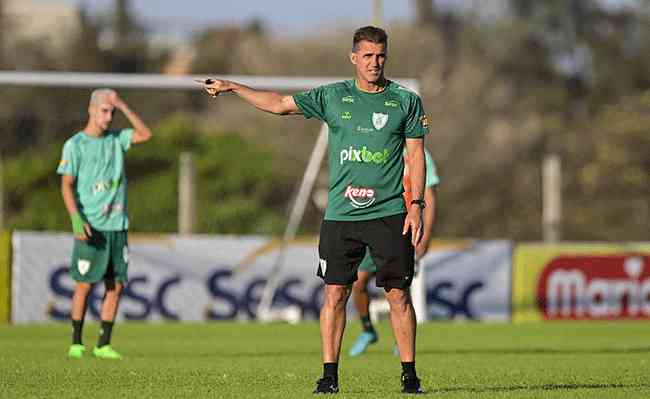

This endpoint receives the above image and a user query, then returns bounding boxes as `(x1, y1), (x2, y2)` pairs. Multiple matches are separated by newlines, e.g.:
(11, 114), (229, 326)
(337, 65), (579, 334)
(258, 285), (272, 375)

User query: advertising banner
(11, 232), (512, 323)
(513, 243), (650, 322)
(420, 240), (512, 321)
(12, 232), (324, 324)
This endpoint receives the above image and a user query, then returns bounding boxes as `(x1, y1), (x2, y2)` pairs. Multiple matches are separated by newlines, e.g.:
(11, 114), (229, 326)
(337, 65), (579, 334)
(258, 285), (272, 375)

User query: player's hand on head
(109, 93), (125, 109)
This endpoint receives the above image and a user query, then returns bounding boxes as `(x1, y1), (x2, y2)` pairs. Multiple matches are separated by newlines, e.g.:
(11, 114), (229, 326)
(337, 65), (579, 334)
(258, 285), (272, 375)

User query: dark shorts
(70, 230), (129, 284)
(317, 213), (414, 289)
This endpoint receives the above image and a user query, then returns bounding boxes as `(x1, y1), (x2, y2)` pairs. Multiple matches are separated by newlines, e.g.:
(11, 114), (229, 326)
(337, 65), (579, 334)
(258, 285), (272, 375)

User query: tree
(108, 0), (148, 72)
(413, 0), (436, 26)
(0, 0), (5, 68)
(411, 0), (461, 80)
(190, 22), (267, 75)
(65, 4), (104, 71)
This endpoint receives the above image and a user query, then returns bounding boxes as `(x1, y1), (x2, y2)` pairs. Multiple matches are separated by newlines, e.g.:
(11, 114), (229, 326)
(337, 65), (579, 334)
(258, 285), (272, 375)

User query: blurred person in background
(58, 89), (152, 360)
(200, 25), (429, 394)
(349, 149), (439, 357)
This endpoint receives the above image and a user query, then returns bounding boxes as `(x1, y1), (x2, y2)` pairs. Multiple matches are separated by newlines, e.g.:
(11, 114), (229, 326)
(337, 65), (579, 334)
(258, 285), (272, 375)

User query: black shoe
(313, 376), (339, 394)
(401, 373), (423, 394)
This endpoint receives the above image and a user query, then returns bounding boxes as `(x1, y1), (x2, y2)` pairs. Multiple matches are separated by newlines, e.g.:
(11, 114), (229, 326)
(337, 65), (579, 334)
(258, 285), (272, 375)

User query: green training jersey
(57, 129), (134, 231)
(294, 80), (429, 221)
(424, 149), (439, 187)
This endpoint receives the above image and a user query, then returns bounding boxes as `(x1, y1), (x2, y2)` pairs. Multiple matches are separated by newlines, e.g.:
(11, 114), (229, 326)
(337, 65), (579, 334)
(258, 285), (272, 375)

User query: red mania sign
(537, 255), (650, 320)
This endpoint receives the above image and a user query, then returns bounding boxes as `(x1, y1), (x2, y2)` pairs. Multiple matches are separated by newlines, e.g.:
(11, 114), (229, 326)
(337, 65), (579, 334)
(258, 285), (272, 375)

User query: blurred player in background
(199, 26), (428, 394)
(349, 149), (439, 357)
(58, 89), (152, 360)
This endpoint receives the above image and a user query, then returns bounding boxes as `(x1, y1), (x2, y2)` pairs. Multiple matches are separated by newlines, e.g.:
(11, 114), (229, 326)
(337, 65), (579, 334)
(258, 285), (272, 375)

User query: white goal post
(0, 71), (426, 324)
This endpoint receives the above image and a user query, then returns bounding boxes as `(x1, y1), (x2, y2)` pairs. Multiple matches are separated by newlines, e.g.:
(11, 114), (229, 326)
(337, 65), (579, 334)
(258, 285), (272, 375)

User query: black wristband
(410, 199), (426, 209)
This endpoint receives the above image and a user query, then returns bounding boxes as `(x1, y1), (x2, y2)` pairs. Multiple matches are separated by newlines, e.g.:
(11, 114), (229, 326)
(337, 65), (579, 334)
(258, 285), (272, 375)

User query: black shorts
(317, 213), (414, 289)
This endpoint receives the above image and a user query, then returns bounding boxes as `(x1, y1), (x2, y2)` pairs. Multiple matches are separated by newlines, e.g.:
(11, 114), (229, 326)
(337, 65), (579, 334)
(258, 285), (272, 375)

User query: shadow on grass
(418, 347), (650, 355)
(429, 383), (649, 394)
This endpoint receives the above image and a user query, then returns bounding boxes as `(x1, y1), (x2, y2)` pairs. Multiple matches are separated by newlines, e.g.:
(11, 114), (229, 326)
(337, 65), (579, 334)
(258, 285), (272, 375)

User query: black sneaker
(401, 373), (423, 394)
(313, 376), (339, 394)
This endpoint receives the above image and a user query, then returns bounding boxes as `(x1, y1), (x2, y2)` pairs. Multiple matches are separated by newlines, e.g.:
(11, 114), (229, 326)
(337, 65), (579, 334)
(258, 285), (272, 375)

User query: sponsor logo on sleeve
(420, 115), (429, 128)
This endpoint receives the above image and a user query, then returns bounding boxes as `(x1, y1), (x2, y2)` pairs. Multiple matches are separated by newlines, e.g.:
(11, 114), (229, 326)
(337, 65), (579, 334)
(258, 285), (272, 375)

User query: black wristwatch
(410, 199), (426, 209)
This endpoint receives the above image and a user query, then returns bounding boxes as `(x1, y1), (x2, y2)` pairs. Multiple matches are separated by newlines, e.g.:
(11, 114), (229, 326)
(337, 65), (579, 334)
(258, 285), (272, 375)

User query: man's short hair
(352, 26), (388, 52)
(89, 88), (116, 107)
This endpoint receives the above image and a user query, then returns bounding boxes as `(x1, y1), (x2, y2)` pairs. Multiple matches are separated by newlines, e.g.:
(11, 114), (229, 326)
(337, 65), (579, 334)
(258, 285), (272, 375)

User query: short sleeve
(57, 140), (79, 177)
(293, 86), (328, 121)
(404, 96), (429, 138)
(424, 150), (440, 187)
(118, 128), (134, 152)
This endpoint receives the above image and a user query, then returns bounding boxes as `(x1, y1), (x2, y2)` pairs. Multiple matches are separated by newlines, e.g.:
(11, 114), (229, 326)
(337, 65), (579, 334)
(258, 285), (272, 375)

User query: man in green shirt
(200, 26), (428, 394)
(58, 89), (152, 360)
(349, 150), (439, 357)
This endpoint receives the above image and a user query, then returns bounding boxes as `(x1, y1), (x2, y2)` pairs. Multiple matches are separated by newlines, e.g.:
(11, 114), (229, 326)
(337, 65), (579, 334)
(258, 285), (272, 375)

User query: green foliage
(190, 22), (267, 75)
(561, 92), (650, 240)
(2, 113), (294, 235)
(2, 2), (650, 240)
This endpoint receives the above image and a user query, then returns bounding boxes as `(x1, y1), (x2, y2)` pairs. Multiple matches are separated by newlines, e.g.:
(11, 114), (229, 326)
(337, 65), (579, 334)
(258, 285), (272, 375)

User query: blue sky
(61, 0), (415, 37)
(56, 0), (642, 38)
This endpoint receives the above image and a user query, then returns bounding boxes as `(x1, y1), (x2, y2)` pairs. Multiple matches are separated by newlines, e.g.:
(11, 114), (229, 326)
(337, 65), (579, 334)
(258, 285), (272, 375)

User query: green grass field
(1, 321), (648, 398)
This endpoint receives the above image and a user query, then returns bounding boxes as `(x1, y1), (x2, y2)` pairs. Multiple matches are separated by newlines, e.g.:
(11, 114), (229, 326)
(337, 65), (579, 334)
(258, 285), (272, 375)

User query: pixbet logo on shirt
(537, 255), (650, 320)
(92, 179), (120, 194)
(339, 146), (389, 166)
(344, 185), (376, 208)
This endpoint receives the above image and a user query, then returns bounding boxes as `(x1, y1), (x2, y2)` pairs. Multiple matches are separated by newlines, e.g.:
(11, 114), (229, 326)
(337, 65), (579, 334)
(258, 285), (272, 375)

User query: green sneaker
(68, 344), (85, 359)
(92, 345), (122, 360)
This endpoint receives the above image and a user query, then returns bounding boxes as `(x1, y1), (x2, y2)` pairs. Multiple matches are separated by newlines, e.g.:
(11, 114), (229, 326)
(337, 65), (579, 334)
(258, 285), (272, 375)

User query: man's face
(89, 101), (115, 131)
(350, 40), (387, 84)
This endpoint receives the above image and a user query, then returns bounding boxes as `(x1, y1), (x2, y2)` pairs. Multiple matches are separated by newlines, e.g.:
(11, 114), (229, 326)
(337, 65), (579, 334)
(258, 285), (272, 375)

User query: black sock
(323, 363), (338, 380)
(401, 362), (417, 378)
(72, 319), (83, 345)
(360, 315), (375, 334)
(97, 320), (114, 348)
